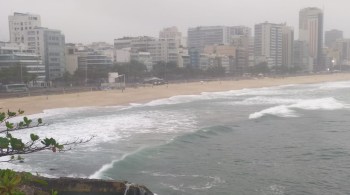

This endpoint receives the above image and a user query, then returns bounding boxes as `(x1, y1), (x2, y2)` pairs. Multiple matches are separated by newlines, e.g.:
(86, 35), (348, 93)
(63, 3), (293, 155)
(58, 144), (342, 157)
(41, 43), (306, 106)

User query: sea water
(4, 81), (350, 195)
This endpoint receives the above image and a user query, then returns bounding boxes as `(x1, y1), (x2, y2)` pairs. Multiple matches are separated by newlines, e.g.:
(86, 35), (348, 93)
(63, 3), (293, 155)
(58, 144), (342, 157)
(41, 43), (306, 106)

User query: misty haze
(1, 0), (350, 194)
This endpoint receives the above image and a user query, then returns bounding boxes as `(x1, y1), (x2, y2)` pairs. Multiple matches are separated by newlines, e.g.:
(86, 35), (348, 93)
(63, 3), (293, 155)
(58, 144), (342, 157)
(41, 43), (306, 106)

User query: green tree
(0, 65), (31, 84)
(250, 62), (270, 74)
(206, 66), (225, 77)
(112, 60), (147, 82)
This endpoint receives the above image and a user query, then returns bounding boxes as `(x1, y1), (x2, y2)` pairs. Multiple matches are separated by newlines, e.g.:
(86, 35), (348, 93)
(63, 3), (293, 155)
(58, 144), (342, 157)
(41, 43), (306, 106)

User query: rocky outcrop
(23, 177), (154, 195)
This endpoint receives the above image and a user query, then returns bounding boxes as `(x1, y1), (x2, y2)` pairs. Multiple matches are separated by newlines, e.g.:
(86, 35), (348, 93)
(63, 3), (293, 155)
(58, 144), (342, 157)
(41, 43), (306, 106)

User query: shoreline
(1, 73), (350, 115)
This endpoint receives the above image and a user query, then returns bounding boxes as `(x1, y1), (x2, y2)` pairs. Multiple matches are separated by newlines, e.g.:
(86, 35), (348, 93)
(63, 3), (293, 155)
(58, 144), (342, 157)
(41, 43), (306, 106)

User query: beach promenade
(1, 73), (350, 115)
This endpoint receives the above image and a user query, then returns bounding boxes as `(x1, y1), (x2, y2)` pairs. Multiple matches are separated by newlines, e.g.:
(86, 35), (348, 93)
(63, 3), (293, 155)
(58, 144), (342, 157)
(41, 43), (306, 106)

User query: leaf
(17, 109), (24, 115)
(0, 137), (9, 149)
(30, 134), (39, 142)
(10, 138), (25, 151)
(0, 112), (5, 122)
(37, 118), (43, 124)
(5, 121), (14, 129)
(7, 110), (17, 117)
(23, 117), (32, 126)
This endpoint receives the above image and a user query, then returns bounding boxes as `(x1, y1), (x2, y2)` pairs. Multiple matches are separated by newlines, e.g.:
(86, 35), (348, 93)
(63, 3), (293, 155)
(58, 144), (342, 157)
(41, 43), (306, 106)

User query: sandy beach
(1, 73), (350, 115)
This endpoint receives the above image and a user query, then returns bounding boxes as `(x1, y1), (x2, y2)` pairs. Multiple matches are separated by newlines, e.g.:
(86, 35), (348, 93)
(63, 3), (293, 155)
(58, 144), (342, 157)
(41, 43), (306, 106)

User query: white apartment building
(24, 27), (66, 81)
(254, 22), (283, 67)
(114, 34), (182, 69)
(115, 48), (131, 63)
(8, 12), (41, 44)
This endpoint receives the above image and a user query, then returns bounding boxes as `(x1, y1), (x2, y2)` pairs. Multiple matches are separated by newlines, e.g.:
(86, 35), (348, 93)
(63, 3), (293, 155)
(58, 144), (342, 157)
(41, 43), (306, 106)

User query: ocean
(4, 80), (350, 195)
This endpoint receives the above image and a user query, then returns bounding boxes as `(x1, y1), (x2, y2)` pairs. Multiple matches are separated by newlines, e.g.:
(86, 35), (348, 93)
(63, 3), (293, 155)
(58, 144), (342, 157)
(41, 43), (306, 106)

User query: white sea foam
(89, 147), (146, 179)
(234, 96), (302, 106)
(249, 97), (348, 119)
(145, 171), (225, 191)
(317, 81), (350, 90)
(249, 105), (299, 119)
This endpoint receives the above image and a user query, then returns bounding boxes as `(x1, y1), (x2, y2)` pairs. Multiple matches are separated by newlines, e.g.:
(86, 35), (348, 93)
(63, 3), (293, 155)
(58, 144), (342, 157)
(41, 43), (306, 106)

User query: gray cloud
(0, 0), (349, 44)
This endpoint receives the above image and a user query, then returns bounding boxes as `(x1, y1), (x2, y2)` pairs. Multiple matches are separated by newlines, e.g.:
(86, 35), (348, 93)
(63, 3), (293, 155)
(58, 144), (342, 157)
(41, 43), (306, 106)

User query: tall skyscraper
(299, 7), (324, 71)
(8, 12), (41, 43)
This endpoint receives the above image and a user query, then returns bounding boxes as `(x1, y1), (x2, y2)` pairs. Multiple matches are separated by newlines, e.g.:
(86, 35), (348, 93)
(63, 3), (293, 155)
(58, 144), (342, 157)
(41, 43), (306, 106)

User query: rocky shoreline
(21, 176), (154, 195)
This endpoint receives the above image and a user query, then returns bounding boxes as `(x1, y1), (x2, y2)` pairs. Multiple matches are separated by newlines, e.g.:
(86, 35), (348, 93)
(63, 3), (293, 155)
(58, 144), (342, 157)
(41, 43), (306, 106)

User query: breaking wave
(249, 97), (347, 119)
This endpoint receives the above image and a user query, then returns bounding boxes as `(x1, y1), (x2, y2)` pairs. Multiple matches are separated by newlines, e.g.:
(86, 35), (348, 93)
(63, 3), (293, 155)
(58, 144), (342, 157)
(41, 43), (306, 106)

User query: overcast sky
(0, 0), (349, 44)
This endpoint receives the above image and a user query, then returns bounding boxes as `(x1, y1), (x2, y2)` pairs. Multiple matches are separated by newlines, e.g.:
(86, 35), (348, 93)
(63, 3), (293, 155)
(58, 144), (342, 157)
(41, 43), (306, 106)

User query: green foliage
(113, 60), (147, 82)
(0, 65), (33, 84)
(0, 108), (64, 160)
(0, 109), (90, 194)
(0, 169), (50, 195)
(0, 169), (24, 195)
(205, 66), (226, 77)
(250, 62), (270, 74)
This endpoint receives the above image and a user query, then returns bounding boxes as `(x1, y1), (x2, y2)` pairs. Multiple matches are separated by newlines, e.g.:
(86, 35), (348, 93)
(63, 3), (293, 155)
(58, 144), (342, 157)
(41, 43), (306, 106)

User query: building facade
(24, 27), (66, 81)
(8, 12), (41, 44)
(299, 7), (324, 71)
(0, 42), (46, 84)
(254, 22), (283, 68)
(282, 25), (294, 68)
(293, 40), (313, 72)
(325, 29), (343, 48)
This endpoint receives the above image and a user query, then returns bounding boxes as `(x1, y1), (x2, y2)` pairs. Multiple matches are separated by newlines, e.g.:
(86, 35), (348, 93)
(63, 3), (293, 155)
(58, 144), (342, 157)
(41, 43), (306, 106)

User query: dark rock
(26, 176), (154, 195)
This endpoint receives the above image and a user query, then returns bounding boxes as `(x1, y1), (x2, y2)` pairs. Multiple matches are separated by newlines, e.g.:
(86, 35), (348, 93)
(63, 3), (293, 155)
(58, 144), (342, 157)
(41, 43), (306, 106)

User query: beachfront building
(325, 29), (343, 49)
(254, 22), (283, 68)
(282, 25), (294, 69)
(23, 27), (66, 81)
(75, 48), (113, 83)
(293, 40), (313, 72)
(65, 43), (79, 75)
(8, 12), (41, 44)
(115, 48), (131, 63)
(335, 39), (350, 66)
(188, 25), (251, 69)
(0, 42), (46, 85)
(299, 7), (324, 71)
(188, 26), (228, 68)
(114, 31), (182, 69)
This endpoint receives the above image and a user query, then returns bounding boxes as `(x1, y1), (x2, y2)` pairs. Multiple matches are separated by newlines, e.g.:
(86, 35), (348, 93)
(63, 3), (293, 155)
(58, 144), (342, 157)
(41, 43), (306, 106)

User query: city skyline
(0, 0), (349, 43)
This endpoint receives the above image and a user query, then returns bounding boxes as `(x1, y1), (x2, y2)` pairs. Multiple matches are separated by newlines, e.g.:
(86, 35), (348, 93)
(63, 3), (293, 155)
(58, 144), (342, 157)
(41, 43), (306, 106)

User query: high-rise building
(188, 26), (229, 52)
(282, 25), (294, 68)
(187, 26), (251, 68)
(299, 7), (324, 71)
(24, 27), (66, 81)
(254, 22), (283, 67)
(325, 29), (343, 48)
(8, 12), (41, 44)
